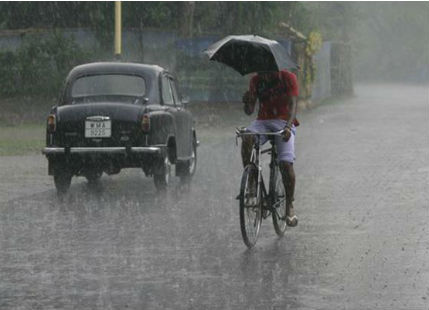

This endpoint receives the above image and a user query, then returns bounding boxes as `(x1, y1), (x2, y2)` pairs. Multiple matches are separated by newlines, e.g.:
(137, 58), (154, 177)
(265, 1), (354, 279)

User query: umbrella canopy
(203, 35), (297, 76)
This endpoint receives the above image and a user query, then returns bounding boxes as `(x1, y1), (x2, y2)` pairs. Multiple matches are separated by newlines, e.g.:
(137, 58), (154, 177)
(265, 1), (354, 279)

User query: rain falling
(0, 2), (428, 309)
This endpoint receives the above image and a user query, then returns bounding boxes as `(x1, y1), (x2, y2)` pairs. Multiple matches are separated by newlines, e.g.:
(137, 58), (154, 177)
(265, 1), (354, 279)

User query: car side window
(161, 75), (174, 105)
(169, 78), (181, 107)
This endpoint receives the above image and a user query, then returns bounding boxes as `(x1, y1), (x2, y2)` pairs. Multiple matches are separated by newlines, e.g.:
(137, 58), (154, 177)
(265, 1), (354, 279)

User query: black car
(42, 62), (197, 194)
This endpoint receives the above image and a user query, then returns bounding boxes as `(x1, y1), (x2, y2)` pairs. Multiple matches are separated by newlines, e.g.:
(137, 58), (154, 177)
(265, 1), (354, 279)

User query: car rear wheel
(153, 155), (171, 191)
(85, 169), (102, 184)
(54, 171), (72, 195)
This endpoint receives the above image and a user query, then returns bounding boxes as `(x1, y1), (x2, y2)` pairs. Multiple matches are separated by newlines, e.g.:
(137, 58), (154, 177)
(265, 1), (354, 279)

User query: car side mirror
(181, 95), (190, 107)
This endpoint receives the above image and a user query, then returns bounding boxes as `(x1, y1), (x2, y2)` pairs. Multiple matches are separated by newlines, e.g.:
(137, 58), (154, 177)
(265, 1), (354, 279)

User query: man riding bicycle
(241, 69), (299, 227)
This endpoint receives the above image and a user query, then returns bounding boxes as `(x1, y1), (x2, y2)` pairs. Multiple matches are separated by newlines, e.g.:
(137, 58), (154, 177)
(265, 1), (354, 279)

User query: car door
(161, 73), (186, 160)
(169, 76), (193, 160)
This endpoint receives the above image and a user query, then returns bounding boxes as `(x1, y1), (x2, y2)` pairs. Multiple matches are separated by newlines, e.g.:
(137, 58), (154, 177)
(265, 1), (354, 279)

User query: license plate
(85, 120), (111, 138)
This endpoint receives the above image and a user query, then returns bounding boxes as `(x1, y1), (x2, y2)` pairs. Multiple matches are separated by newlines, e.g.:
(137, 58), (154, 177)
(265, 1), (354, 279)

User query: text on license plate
(85, 120), (111, 138)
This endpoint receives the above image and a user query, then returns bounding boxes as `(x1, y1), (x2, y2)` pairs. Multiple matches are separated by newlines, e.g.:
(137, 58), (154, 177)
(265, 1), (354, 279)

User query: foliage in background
(349, 2), (429, 81)
(305, 31), (323, 95)
(0, 2), (302, 40)
(0, 1), (427, 100)
(0, 31), (89, 97)
(306, 32), (323, 57)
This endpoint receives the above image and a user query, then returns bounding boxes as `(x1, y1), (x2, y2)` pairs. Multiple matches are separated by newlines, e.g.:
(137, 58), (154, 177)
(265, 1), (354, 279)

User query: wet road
(0, 84), (428, 309)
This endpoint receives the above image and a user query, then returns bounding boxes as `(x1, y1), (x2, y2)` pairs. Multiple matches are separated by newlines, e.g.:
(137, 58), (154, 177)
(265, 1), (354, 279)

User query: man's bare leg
(279, 161), (297, 226)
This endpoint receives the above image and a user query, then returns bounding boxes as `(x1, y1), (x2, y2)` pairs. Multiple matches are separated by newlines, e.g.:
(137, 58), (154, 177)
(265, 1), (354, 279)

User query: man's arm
(283, 70), (299, 141)
(283, 96), (297, 141)
(243, 91), (256, 115)
(286, 96), (297, 128)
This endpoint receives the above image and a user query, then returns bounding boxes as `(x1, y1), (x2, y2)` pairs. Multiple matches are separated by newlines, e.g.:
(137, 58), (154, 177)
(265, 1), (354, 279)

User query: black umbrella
(203, 35), (297, 76)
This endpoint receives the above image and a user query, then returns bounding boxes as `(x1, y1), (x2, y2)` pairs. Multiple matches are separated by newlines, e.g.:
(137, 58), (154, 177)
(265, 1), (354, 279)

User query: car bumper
(42, 146), (162, 155)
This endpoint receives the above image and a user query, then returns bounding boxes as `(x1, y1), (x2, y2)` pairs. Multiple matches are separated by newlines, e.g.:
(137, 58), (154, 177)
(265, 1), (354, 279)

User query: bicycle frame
(237, 129), (285, 219)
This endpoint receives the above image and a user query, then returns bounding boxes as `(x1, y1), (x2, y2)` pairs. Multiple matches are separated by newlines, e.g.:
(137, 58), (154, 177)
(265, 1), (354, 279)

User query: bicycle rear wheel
(239, 164), (262, 248)
(272, 165), (287, 236)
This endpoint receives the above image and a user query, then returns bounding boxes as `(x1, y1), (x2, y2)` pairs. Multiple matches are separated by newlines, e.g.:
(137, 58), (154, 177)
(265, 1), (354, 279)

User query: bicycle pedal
(246, 197), (258, 206)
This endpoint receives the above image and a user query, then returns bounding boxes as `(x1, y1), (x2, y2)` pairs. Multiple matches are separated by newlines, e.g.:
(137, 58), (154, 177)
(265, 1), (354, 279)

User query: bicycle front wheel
(239, 164), (262, 248)
(272, 165), (287, 236)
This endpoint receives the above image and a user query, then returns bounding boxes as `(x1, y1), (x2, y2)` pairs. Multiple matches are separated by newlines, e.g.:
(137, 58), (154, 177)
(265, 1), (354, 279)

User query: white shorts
(247, 119), (296, 163)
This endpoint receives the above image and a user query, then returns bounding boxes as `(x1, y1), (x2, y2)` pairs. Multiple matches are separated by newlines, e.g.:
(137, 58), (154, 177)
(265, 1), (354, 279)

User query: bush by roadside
(0, 96), (55, 126)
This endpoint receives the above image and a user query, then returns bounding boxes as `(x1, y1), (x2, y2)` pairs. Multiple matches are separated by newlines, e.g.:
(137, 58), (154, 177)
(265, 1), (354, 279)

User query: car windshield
(71, 74), (146, 98)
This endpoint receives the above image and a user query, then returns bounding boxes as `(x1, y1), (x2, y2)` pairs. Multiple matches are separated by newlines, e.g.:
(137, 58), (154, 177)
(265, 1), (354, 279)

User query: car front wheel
(176, 139), (197, 180)
(153, 155), (171, 191)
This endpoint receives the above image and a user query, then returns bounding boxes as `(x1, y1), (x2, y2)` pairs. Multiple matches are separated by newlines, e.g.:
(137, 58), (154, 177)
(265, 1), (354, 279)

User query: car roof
(67, 62), (166, 80)
(62, 62), (168, 105)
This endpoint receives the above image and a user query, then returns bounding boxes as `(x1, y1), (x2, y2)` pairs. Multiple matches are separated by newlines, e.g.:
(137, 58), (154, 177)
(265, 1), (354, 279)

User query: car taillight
(141, 114), (150, 132)
(47, 114), (56, 132)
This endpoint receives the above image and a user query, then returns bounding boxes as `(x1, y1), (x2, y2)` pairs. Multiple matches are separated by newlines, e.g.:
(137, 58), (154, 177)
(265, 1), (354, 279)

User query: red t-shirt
(249, 70), (299, 121)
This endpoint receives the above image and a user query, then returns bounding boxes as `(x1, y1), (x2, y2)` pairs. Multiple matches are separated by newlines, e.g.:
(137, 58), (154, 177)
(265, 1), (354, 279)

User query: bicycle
(236, 128), (288, 248)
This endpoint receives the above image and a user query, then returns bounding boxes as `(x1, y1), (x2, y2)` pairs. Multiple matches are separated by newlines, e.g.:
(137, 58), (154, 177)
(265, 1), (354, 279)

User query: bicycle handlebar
(235, 128), (285, 137)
